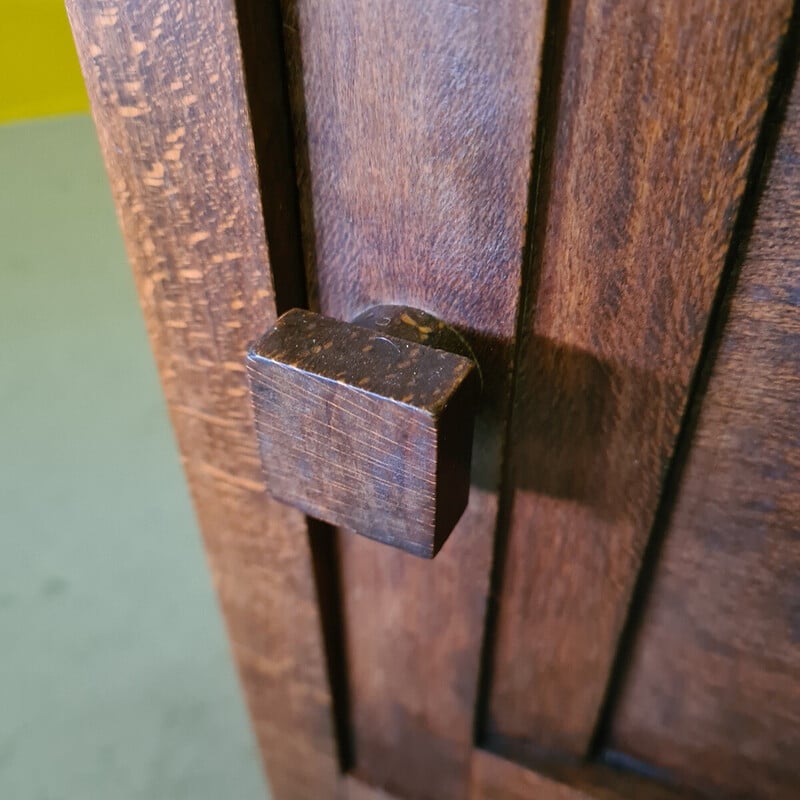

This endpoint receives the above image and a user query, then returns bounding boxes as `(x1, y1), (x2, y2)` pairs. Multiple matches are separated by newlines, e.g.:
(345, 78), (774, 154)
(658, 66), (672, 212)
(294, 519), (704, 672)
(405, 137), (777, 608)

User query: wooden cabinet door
(67, 1), (799, 798)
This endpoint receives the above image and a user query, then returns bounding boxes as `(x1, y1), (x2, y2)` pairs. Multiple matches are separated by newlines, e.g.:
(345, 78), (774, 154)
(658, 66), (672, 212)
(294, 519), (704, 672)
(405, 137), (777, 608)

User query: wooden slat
(282, 1), (547, 796)
(484, 0), (794, 758)
(66, 1), (339, 797)
(606, 56), (800, 800)
(470, 749), (699, 800)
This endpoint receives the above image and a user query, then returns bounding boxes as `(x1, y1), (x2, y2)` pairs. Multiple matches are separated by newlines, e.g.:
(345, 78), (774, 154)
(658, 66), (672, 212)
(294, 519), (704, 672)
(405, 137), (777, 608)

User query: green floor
(0, 115), (268, 800)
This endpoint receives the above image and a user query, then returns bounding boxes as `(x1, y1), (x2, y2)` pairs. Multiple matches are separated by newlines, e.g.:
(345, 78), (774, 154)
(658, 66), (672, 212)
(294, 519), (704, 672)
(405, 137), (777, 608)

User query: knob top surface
(250, 308), (475, 417)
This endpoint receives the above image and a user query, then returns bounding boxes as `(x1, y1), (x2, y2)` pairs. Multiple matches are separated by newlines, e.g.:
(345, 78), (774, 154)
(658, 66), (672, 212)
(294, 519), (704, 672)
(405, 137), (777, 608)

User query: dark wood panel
(485, 0), (793, 758)
(470, 749), (700, 800)
(282, 0), (547, 796)
(607, 55), (800, 800)
(65, 1), (339, 797)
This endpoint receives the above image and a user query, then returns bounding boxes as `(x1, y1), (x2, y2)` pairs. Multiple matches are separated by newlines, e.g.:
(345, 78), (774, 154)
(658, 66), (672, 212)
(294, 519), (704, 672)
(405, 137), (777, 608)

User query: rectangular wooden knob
(246, 309), (478, 557)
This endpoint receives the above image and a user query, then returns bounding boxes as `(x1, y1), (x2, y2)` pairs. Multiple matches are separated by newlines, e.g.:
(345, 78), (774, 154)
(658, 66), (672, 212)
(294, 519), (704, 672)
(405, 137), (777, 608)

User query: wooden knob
(246, 306), (479, 558)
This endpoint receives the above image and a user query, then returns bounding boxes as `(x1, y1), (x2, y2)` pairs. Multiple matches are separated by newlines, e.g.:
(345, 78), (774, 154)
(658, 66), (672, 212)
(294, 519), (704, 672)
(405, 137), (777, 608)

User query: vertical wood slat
(282, 1), (547, 797)
(66, 1), (339, 797)
(485, 0), (794, 759)
(607, 51), (800, 800)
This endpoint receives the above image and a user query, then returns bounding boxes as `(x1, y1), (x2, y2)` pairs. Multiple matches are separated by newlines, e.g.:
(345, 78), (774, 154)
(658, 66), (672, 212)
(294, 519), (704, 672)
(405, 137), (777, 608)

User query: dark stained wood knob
(246, 306), (479, 558)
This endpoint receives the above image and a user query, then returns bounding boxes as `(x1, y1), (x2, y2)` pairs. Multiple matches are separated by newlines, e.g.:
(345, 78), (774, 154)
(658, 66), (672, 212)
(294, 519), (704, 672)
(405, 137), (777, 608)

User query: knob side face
(246, 308), (478, 558)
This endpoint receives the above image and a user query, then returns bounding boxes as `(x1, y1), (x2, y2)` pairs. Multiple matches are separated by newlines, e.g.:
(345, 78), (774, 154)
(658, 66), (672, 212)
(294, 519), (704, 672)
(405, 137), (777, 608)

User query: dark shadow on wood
(276, 0), (321, 313)
(308, 520), (354, 772)
(510, 336), (675, 523)
(234, 0), (308, 314)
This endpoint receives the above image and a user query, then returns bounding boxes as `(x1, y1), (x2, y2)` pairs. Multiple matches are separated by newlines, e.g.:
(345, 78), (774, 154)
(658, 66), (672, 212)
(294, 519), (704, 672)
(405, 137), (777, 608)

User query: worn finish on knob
(246, 307), (479, 557)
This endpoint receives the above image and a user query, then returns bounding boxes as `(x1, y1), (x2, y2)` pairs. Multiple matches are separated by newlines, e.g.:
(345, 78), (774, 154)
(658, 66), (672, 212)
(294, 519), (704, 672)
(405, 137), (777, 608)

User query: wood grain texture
(65, 1), (339, 797)
(606, 59), (800, 800)
(247, 308), (478, 557)
(470, 749), (700, 800)
(485, 0), (794, 758)
(282, 0), (547, 795)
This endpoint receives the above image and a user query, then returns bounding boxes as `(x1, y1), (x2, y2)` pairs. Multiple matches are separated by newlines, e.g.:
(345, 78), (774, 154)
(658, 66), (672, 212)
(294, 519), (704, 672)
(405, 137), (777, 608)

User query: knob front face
(246, 308), (478, 558)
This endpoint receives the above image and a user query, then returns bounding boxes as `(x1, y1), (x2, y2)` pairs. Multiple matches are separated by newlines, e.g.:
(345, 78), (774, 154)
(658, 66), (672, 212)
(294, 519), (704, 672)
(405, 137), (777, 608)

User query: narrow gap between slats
(587, 0), (800, 766)
(473, 0), (573, 750)
(308, 521), (355, 772)
(234, 0), (355, 773)
(235, 0), (308, 313)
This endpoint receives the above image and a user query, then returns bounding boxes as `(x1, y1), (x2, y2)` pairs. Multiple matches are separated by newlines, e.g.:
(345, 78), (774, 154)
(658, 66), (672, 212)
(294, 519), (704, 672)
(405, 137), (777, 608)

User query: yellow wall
(1, 0), (89, 123)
